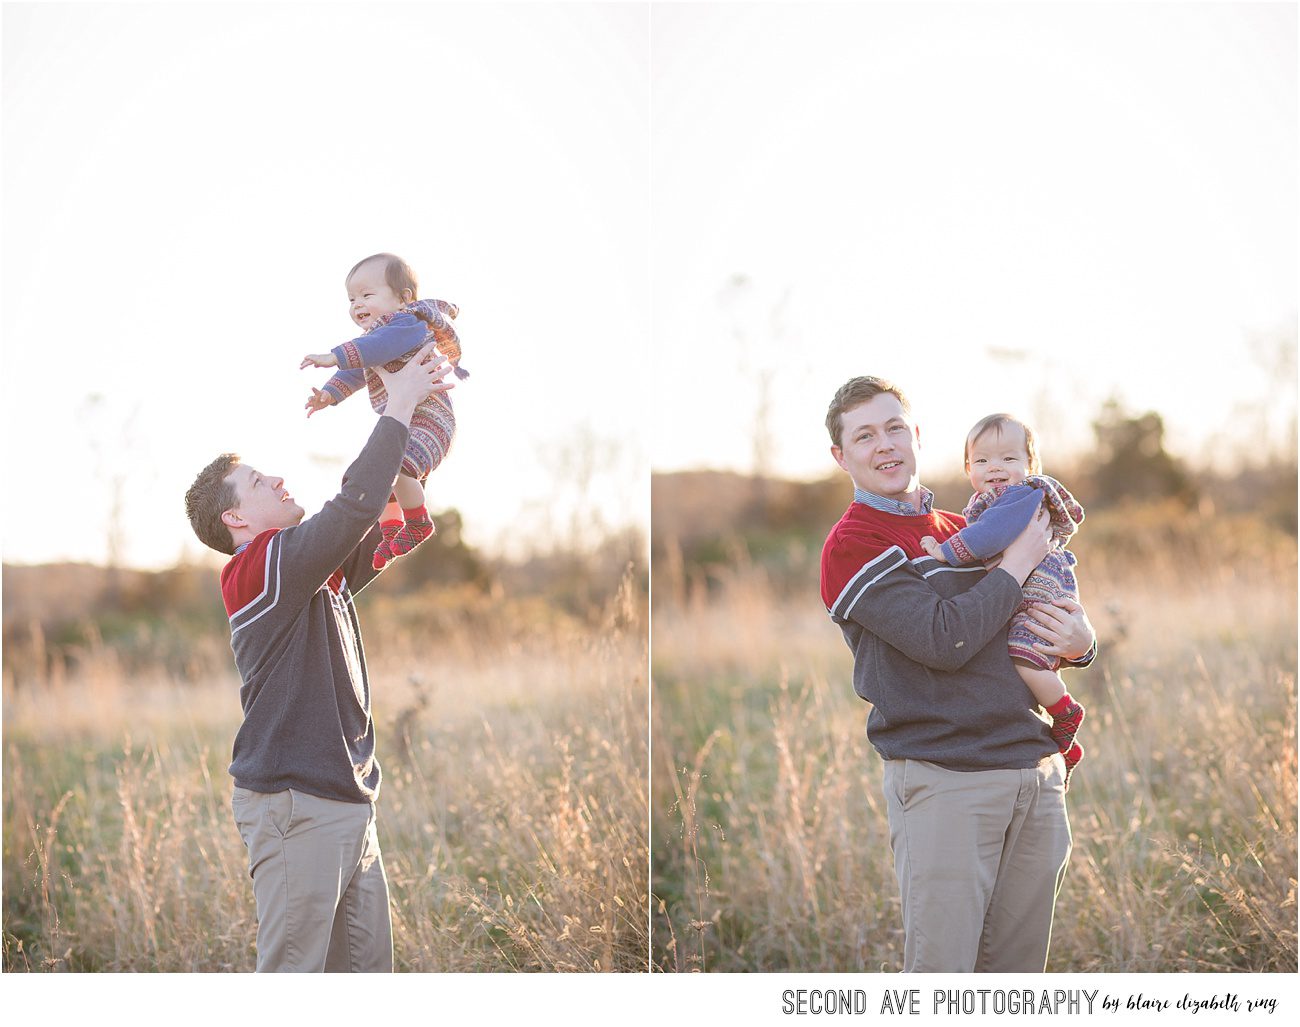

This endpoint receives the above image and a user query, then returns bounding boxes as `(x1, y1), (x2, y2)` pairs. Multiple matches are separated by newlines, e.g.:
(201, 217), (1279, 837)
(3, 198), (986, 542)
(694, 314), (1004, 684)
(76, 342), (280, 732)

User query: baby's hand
(305, 388), (335, 418)
(920, 535), (948, 563)
(300, 352), (339, 369)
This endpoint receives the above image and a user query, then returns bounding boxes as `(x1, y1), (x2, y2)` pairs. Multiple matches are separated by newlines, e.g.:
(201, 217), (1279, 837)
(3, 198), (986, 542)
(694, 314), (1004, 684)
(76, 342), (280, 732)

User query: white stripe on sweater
(830, 545), (908, 619)
(226, 535), (277, 622)
(911, 555), (988, 580)
(230, 536), (283, 635)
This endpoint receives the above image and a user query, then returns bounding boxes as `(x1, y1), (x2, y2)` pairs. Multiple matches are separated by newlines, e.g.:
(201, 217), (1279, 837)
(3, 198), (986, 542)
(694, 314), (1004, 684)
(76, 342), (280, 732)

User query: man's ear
(830, 445), (847, 472)
(221, 508), (245, 529)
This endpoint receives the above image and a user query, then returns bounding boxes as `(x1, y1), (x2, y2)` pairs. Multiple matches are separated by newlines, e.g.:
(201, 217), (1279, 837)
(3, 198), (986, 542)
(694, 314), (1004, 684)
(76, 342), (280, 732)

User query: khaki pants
(881, 756), (1072, 972)
(231, 787), (393, 972)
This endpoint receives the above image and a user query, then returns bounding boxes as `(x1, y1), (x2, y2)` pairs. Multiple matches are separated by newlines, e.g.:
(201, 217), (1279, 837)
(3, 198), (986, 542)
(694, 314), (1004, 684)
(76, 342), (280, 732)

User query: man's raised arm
(275, 344), (455, 600)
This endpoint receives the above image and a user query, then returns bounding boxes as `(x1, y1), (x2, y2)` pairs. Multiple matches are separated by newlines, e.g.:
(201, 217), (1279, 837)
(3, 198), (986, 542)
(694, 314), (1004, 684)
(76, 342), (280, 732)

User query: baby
(302, 253), (468, 570)
(920, 414), (1089, 788)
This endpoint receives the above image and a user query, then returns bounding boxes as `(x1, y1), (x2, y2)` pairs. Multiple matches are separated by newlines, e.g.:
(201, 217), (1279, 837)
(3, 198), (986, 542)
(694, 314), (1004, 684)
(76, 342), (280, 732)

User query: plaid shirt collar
(853, 485), (934, 516)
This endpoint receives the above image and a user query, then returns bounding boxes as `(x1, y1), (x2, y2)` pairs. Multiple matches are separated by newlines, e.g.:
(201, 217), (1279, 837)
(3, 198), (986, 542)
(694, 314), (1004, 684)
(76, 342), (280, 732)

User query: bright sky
(653, 2), (1297, 483)
(2, 2), (649, 569)
(4, 3), (1296, 572)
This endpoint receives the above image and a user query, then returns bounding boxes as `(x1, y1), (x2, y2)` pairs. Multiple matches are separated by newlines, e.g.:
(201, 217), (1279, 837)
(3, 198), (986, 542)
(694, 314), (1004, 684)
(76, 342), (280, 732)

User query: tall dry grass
(3, 575), (648, 972)
(651, 511), (1297, 972)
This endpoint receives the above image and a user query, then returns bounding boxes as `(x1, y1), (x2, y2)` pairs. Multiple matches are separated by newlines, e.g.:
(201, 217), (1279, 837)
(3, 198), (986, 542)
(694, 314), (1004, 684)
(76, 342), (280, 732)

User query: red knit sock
(1046, 693), (1085, 753)
(387, 506), (434, 560)
(1062, 741), (1084, 791)
(371, 498), (406, 571)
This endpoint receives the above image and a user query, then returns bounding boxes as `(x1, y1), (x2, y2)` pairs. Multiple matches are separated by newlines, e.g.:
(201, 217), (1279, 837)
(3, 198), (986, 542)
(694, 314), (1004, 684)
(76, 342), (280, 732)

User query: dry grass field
(3, 575), (648, 972)
(651, 508), (1297, 972)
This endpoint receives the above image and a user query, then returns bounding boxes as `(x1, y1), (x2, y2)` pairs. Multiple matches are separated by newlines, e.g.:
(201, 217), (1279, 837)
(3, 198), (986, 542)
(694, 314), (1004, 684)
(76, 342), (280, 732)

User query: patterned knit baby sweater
(319, 300), (461, 480)
(820, 501), (1058, 771)
(222, 417), (408, 803)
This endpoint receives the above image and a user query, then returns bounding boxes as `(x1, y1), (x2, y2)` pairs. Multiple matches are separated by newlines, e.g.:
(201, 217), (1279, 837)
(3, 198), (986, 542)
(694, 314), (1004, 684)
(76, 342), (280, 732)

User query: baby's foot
(371, 520), (403, 571)
(1062, 741), (1084, 791)
(386, 508), (435, 561)
(1047, 695), (1086, 752)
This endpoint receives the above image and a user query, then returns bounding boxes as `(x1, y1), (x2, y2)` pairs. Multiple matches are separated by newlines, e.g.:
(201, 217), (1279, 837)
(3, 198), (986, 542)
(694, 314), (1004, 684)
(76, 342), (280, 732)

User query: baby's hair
(347, 253), (418, 305)
(964, 413), (1041, 475)
(825, 376), (911, 448)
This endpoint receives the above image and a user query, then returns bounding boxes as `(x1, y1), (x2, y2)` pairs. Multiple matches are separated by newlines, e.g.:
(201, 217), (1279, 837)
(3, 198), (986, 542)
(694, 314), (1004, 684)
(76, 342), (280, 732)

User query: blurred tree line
(2, 510), (646, 687)
(652, 398), (1298, 601)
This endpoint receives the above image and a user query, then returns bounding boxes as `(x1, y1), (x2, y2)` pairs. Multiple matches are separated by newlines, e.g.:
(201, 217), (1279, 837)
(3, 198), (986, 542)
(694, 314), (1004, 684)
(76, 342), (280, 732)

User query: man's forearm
(838, 550), (1025, 672)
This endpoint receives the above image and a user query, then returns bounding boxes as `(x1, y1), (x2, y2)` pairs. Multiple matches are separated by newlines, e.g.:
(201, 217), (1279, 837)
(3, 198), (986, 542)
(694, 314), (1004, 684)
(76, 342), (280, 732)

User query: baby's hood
(1024, 474), (1084, 544)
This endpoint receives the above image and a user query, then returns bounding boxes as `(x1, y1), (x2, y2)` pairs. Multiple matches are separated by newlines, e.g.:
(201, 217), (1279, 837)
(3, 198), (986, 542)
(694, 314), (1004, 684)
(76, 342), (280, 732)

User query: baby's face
(966, 424), (1031, 493)
(347, 263), (406, 330)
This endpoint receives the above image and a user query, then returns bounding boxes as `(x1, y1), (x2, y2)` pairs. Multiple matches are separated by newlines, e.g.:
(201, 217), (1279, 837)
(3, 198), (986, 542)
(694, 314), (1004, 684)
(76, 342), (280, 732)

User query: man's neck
(854, 484), (932, 516)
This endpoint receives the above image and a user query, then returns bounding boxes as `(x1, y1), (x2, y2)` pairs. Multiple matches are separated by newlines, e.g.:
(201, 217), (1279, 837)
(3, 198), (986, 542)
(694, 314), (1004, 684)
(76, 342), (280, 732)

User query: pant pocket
(264, 788), (296, 839)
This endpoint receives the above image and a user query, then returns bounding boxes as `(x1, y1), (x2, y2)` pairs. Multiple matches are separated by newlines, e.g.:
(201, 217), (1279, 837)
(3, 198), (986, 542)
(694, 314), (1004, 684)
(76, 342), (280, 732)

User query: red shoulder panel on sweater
(220, 529), (280, 616)
(819, 504), (968, 608)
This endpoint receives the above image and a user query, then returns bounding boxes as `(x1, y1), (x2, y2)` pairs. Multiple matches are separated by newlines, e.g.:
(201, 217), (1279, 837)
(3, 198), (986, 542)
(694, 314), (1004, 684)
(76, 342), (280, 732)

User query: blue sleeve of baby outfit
(331, 313), (429, 368)
(938, 484), (1044, 563)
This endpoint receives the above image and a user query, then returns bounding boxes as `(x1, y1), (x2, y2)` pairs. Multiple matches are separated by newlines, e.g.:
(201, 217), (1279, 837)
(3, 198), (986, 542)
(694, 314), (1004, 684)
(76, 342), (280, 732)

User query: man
(184, 342), (453, 972)
(819, 376), (1096, 973)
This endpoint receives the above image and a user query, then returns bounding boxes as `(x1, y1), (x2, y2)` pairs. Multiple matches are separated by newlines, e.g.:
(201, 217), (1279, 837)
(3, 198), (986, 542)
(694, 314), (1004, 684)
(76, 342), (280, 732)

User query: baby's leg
(1015, 659), (1086, 788)
(1014, 661), (1066, 709)
(392, 474), (423, 511)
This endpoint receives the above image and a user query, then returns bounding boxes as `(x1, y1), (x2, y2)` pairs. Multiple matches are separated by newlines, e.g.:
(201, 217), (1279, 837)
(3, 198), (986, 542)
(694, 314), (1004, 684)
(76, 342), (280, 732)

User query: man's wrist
(382, 402), (416, 427)
(995, 558), (1032, 587)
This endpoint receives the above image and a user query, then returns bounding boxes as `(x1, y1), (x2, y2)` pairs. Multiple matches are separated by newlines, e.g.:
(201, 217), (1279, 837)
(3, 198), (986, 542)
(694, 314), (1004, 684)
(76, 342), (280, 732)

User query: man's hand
(305, 388), (336, 418)
(997, 505), (1051, 585)
(920, 535), (948, 563)
(375, 341), (455, 425)
(301, 352), (339, 369)
(1026, 597), (1095, 662)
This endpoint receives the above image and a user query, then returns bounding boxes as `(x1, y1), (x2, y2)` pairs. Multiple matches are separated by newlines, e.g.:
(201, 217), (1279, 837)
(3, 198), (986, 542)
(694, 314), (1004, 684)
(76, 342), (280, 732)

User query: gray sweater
(821, 501), (1067, 771)
(221, 417), (407, 803)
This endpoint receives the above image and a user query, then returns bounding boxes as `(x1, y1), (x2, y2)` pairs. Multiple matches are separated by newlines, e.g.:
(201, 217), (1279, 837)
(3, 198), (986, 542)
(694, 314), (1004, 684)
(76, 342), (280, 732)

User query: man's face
(223, 464), (304, 539)
(831, 393), (921, 501)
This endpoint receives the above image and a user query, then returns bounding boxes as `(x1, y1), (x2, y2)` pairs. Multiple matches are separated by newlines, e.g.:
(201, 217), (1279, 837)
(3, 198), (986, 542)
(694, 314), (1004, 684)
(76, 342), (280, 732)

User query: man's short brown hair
(347, 252), (418, 304)
(185, 453), (241, 555)
(825, 376), (911, 448)
(964, 413), (1041, 475)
